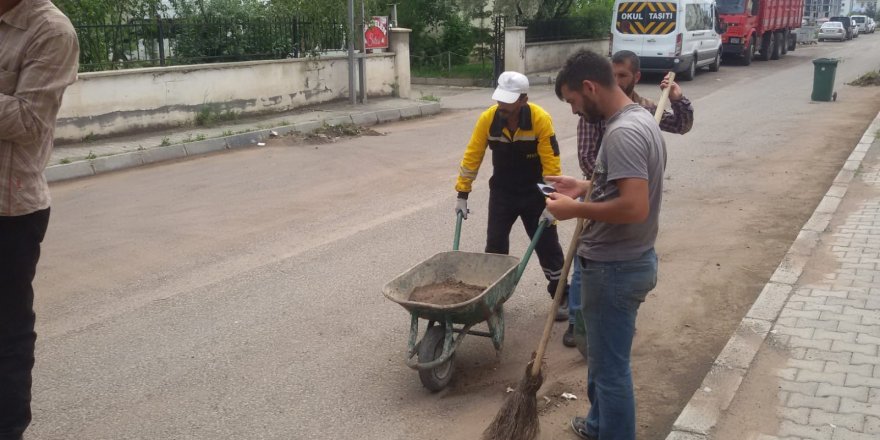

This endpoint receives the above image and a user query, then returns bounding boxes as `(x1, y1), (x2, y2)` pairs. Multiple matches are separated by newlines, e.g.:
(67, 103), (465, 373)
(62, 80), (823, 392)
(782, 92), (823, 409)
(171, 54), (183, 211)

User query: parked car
(818, 21), (847, 41)
(866, 17), (877, 33)
(828, 16), (856, 39)
(851, 15), (870, 33)
(611, 0), (725, 81)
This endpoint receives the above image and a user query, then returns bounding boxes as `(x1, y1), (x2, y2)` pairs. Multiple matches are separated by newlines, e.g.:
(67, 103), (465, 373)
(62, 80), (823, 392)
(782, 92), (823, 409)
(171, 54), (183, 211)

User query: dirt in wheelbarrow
(409, 280), (486, 306)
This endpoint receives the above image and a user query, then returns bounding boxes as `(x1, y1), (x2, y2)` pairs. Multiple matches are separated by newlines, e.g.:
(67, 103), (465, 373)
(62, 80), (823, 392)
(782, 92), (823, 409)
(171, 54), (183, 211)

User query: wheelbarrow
(383, 212), (550, 391)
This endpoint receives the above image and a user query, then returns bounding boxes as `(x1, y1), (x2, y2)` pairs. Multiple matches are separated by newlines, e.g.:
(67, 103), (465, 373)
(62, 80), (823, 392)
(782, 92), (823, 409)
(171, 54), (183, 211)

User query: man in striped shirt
(0, 1), (79, 439)
(563, 50), (694, 349)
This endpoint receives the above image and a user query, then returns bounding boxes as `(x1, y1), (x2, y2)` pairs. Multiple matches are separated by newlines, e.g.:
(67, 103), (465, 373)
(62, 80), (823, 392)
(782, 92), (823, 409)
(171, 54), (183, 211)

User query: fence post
(504, 25), (527, 74)
(156, 15), (166, 67)
(291, 18), (299, 58)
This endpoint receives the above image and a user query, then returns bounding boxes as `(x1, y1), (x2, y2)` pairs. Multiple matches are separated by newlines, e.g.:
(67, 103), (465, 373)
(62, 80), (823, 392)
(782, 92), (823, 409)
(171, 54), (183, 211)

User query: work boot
(563, 324), (576, 347)
(555, 301), (569, 322)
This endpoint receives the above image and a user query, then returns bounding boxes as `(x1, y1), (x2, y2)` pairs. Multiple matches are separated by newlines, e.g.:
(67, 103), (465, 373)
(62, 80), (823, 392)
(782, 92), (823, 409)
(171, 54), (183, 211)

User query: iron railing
(522, 15), (611, 43)
(74, 17), (349, 72)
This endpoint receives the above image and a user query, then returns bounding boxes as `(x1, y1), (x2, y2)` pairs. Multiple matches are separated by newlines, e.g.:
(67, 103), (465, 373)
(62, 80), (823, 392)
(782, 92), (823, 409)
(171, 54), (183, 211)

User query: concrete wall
(57, 53), (399, 142)
(523, 39), (610, 74)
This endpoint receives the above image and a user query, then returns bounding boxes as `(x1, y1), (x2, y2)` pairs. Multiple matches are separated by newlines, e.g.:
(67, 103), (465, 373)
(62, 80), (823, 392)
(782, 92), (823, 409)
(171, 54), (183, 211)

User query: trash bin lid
(813, 58), (840, 66)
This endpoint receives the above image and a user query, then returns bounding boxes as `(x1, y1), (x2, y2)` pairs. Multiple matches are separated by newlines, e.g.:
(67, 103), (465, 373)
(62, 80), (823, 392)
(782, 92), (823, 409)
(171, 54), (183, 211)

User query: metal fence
(74, 17), (349, 72)
(522, 15), (611, 43)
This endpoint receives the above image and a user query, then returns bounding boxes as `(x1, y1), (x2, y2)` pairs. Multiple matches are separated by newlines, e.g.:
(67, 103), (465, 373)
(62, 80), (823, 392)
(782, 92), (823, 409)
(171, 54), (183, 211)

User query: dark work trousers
(0, 208), (50, 440)
(485, 190), (566, 298)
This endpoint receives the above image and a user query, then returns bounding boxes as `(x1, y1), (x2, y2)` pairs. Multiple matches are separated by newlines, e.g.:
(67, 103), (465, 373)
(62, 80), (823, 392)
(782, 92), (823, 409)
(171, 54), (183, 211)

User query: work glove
(455, 198), (469, 219)
(540, 208), (556, 225)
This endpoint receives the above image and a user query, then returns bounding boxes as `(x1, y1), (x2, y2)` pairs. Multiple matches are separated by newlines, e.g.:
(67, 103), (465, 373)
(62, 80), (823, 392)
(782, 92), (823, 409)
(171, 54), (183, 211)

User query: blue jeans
(580, 249), (658, 440)
(569, 263), (582, 324)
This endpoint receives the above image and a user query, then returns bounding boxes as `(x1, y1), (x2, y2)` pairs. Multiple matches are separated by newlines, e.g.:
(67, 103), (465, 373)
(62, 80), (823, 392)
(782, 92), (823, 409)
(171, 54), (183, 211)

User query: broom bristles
(482, 360), (545, 440)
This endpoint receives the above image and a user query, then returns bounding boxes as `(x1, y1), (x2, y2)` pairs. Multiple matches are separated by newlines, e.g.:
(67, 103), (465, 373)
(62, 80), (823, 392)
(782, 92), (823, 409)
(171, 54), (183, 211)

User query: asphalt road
(27, 36), (880, 439)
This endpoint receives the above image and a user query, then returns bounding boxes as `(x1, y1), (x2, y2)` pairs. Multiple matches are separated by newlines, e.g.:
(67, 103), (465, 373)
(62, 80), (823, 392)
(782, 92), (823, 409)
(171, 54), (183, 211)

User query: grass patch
(59, 158), (71, 164)
(85, 151), (97, 160)
(420, 94), (441, 102)
(194, 107), (239, 127)
(195, 134), (207, 141)
(82, 132), (97, 142)
(412, 62), (494, 79)
(160, 137), (171, 147)
(849, 70), (880, 87)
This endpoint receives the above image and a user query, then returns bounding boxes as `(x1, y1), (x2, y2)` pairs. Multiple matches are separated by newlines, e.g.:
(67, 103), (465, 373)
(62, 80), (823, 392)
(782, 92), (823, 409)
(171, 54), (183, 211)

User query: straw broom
(482, 73), (675, 440)
(481, 217), (584, 440)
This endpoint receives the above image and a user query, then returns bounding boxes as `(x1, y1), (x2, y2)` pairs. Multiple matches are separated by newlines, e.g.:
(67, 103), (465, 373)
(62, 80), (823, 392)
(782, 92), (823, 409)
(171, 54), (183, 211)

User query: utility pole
(347, 0), (357, 104)
(359, 0), (368, 104)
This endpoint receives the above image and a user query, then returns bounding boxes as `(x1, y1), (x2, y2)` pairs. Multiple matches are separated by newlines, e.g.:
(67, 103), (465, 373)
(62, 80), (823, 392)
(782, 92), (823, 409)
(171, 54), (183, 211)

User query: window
(686, 4), (712, 30)
(703, 4), (715, 30)
(686, 4), (701, 30)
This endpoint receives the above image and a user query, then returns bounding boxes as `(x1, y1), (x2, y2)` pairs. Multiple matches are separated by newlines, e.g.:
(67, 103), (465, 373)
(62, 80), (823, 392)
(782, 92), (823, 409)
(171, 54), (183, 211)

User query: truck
(717, 0), (804, 65)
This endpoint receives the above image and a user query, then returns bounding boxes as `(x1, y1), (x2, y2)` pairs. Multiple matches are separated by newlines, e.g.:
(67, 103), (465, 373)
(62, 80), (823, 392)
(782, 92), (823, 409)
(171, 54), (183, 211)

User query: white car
(867, 17), (877, 33)
(818, 21), (846, 42)
(851, 15), (872, 34)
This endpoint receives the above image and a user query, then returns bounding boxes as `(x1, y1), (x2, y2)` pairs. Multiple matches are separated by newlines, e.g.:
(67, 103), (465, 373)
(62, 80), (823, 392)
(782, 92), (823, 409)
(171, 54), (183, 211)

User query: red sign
(365, 16), (389, 49)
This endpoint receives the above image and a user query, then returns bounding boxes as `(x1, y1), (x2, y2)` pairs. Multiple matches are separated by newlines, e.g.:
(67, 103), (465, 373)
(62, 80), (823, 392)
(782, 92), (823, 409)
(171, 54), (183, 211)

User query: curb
(665, 111), (880, 440)
(46, 102), (442, 183)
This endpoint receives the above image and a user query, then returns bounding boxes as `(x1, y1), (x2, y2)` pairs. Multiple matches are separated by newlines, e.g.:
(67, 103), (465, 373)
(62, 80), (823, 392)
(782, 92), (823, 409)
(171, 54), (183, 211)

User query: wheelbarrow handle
(513, 218), (551, 284)
(453, 211), (464, 251)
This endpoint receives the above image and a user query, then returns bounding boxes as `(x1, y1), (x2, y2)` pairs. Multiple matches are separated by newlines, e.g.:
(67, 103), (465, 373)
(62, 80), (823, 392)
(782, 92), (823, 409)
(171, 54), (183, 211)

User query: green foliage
(54, 0), (167, 71)
(194, 106), (239, 127)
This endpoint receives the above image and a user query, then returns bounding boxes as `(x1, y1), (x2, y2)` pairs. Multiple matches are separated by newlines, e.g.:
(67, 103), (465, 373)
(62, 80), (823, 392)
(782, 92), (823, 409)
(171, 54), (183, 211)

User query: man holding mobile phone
(454, 71), (569, 318)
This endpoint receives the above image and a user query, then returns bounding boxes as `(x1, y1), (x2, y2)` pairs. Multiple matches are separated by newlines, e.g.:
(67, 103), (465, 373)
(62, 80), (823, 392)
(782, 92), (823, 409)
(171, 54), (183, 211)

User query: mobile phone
(537, 183), (556, 196)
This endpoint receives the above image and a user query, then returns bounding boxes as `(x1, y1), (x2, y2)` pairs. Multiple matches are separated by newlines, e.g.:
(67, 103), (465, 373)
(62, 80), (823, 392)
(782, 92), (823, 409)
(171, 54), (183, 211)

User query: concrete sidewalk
(48, 96), (441, 182)
(668, 113), (880, 440)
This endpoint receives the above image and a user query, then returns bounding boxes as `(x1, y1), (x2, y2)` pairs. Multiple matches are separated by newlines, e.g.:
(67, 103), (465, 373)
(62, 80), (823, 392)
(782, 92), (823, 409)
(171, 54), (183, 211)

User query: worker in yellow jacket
(455, 71), (568, 320)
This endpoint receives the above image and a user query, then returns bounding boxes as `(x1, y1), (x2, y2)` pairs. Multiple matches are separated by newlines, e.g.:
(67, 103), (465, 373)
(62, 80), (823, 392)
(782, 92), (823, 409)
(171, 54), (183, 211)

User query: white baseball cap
(492, 71), (529, 104)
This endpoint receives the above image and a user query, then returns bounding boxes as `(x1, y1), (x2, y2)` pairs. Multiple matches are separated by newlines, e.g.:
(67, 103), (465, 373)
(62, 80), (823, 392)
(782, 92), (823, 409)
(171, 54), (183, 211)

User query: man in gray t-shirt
(545, 49), (666, 440)
(582, 103), (666, 261)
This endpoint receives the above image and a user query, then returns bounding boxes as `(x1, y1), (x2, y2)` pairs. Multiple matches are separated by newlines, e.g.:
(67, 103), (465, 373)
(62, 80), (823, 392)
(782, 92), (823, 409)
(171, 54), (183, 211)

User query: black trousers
(485, 190), (566, 298)
(0, 208), (50, 440)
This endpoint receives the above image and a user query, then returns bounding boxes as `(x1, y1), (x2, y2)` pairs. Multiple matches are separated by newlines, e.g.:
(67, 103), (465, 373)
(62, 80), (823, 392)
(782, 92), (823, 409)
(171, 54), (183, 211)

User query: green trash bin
(811, 58), (839, 102)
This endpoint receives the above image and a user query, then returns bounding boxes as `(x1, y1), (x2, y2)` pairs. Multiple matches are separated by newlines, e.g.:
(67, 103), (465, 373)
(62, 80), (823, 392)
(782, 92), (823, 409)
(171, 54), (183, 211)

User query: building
(804, 0), (842, 19)
(847, 0), (877, 13)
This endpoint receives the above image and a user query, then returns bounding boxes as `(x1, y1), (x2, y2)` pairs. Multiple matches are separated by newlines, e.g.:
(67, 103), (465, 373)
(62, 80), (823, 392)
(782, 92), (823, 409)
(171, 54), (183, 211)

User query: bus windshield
(717, 0), (746, 14)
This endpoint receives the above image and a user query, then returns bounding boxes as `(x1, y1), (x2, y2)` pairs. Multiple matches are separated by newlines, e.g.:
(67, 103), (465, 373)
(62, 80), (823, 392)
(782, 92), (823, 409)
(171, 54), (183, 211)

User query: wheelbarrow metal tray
(383, 251), (520, 326)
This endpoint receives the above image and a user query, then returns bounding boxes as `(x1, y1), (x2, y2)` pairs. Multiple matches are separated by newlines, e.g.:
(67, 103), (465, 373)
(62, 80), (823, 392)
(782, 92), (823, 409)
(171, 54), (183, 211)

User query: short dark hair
(555, 50), (615, 99)
(611, 50), (640, 74)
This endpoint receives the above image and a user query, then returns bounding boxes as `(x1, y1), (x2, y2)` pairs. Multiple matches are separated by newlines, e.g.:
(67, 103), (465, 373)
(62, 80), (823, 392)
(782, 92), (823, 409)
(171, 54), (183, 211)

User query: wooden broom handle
(531, 217), (585, 377)
(654, 72), (676, 123)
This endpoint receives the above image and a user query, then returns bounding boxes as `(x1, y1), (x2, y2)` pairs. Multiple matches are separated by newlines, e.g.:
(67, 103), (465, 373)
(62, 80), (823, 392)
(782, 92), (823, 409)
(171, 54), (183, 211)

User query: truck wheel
(709, 49), (721, 72)
(788, 32), (797, 52)
(770, 32), (782, 60)
(742, 39), (755, 66)
(680, 56), (696, 81)
(780, 31), (788, 55)
(757, 33), (771, 61)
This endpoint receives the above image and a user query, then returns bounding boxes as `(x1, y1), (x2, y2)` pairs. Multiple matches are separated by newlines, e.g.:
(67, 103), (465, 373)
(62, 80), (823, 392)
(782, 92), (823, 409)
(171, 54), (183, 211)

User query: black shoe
(555, 302), (569, 322)
(570, 417), (597, 440)
(563, 324), (576, 347)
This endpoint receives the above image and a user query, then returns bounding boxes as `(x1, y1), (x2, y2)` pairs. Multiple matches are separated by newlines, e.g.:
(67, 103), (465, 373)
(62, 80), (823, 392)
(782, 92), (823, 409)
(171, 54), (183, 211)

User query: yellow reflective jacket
(456, 102), (561, 194)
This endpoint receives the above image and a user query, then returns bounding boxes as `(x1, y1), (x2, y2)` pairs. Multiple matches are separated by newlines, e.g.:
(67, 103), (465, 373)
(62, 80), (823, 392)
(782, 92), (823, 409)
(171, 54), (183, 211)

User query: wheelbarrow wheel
(418, 325), (455, 391)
